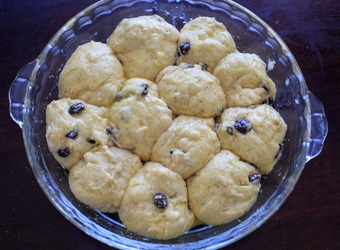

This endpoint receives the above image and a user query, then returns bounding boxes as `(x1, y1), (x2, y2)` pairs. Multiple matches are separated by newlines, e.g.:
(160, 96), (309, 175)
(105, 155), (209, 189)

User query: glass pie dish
(8, 0), (328, 249)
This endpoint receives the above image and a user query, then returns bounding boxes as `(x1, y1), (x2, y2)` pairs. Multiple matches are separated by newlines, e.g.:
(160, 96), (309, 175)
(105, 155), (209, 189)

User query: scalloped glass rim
(22, 0), (312, 249)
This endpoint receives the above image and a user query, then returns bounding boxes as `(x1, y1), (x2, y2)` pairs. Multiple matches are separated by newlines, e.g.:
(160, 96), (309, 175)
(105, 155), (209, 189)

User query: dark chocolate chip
(234, 118), (252, 134)
(179, 42), (191, 55)
(153, 193), (167, 208)
(58, 147), (70, 157)
(68, 102), (84, 114)
(248, 173), (262, 184)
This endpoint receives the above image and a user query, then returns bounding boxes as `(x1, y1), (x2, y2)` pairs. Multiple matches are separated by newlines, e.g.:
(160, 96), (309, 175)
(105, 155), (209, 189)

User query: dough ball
(109, 78), (173, 161)
(151, 115), (220, 179)
(69, 145), (142, 213)
(45, 98), (113, 169)
(119, 162), (194, 239)
(216, 104), (287, 173)
(176, 16), (236, 72)
(107, 15), (179, 81)
(187, 150), (261, 225)
(213, 52), (276, 107)
(115, 77), (159, 100)
(156, 63), (226, 118)
(58, 41), (125, 107)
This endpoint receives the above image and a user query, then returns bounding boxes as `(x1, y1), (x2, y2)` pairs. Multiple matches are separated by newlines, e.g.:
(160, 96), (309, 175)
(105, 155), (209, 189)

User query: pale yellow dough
(109, 78), (173, 161)
(45, 98), (113, 169)
(58, 41), (125, 107)
(187, 150), (261, 225)
(213, 52), (276, 107)
(45, 14), (288, 240)
(216, 105), (287, 173)
(119, 162), (195, 239)
(107, 15), (179, 81)
(156, 63), (226, 118)
(176, 16), (236, 72)
(151, 115), (220, 179)
(68, 145), (142, 213)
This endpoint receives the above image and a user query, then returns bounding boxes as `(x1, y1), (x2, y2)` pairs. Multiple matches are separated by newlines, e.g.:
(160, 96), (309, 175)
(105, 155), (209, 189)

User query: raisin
(69, 102), (84, 114)
(141, 83), (149, 96)
(234, 118), (252, 134)
(107, 126), (119, 142)
(66, 130), (78, 139)
(153, 193), (167, 208)
(248, 173), (262, 184)
(58, 147), (70, 157)
(260, 82), (270, 93)
(179, 42), (191, 54)
(106, 125), (114, 134)
(87, 138), (96, 144)
(226, 126), (234, 135)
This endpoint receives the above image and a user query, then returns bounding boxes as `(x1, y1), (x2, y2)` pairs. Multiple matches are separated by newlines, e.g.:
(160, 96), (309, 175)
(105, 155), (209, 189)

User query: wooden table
(1, 0), (339, 249)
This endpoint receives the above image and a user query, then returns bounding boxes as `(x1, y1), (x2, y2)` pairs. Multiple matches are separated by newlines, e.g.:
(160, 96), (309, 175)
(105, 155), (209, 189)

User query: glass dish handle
(306, 92), (328, 161)
(8, 61), (36, 128)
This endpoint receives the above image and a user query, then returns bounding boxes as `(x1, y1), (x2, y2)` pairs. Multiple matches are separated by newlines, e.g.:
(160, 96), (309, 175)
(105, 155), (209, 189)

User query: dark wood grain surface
(1, 0), (339, 249)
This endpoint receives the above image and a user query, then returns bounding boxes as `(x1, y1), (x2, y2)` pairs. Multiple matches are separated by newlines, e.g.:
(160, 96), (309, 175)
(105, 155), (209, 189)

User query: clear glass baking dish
(8, 0), (328, 249)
